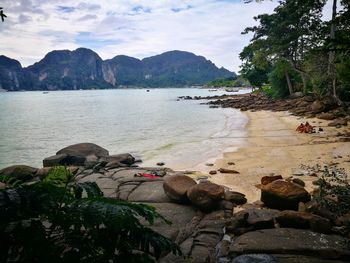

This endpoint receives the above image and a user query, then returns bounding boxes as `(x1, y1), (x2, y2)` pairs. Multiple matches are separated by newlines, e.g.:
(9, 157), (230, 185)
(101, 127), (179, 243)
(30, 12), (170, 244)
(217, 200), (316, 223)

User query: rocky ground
(179, 92), (350, 128)
(1, 142), (350, 262)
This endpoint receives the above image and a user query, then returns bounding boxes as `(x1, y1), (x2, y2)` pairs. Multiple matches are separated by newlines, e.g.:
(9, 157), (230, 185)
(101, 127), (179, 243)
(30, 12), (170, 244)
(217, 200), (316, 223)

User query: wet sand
(205, 110), (350, 202)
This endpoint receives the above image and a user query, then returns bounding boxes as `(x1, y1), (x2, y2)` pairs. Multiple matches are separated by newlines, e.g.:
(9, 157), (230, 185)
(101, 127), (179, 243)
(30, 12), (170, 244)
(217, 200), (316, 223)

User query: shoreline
(205, 110), (350, 202)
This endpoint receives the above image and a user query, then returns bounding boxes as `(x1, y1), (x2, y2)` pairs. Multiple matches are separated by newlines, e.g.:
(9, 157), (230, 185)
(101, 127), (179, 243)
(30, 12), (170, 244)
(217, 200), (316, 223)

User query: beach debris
(156, 162), (165, 166)
(296, 122), (314, 133)
(163, 175), (196, 204)
(134, 173), (162, 179)
(227, 162), (235, 165)
(209, 170), (217, 175)
(218, 168), (240, 174)
(205, 163), (214, 166)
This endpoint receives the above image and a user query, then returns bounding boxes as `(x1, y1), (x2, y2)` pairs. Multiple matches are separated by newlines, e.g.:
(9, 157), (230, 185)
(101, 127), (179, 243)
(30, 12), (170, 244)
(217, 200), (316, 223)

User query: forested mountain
(0, 49), (234, 90)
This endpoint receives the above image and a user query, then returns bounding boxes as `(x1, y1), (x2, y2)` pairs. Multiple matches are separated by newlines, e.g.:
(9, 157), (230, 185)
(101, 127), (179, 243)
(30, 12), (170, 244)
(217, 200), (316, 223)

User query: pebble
(209, 170), (217, 175)
(205, 163), (214, 166)
(156, 162), (165, 166)
(227, 162), (235, 165)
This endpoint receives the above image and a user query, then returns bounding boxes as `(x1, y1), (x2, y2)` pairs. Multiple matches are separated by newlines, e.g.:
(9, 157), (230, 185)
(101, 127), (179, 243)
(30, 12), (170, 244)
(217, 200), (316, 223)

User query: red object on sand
(135, 173), (160, 179)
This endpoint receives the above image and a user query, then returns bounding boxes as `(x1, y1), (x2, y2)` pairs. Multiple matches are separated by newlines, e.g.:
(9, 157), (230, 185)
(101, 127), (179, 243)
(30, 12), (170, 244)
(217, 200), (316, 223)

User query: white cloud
(0, 0), (304, 72)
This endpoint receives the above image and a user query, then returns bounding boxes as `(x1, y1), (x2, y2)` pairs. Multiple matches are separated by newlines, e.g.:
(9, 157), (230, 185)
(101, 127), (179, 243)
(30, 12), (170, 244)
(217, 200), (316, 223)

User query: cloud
(77, 14), (98, 21)
(0, 0), (287, 72)
(57, 6), (75, 13)
(18, 14), (32, 23)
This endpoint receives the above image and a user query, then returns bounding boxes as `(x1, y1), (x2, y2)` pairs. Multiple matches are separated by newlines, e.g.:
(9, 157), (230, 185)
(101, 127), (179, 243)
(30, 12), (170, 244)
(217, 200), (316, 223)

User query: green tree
(0, 166), (181, 262)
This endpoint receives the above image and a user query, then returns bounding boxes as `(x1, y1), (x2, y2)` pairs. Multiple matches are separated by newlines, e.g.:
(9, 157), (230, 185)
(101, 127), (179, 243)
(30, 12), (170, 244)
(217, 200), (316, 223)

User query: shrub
(0, 166), (181, 262)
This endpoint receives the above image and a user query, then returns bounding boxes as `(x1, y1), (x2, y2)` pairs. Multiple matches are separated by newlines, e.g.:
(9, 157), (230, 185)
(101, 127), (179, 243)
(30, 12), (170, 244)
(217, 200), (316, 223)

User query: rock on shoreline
(1, 143), (350, 262)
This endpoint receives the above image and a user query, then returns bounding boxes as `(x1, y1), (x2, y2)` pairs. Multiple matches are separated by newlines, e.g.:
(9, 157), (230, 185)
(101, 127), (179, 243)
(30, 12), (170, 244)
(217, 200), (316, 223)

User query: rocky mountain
(0, 48), (235, 90)
(0, 55), (26, 91)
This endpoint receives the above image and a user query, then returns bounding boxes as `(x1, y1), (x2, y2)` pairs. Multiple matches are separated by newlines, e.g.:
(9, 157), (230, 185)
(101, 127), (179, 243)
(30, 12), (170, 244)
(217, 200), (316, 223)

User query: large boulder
(56, 143), (109, 158)
(230, 228), (350, 260)
(43, 143), (110, 167)
(261, 180), (311, 210)
(310, 100), (325, 113)
(261, 175), (283, 185)
(0, 165), (38, 181)
(163, 175), (196, 203)
(276, 210), (331, 234)
(187, 182), (225, 212)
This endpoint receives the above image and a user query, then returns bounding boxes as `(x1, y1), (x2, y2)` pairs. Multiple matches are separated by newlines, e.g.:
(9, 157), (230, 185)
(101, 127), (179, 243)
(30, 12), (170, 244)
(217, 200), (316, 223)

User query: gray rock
(57, 142), (109, 158)
(128, 180), (171, 203)
(230, 228), (350, 260)
(232, 254), (277, 263)
(101, 153), (135, 165)
(0, 165), (38, 181)
(43, 153), (68, 167)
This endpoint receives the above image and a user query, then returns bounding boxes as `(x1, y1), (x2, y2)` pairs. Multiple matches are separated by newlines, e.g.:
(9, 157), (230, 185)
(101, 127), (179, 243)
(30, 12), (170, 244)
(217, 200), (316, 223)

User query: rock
(209, 170), (217, 175)
(317, 112), (335, 120)
(187, 182), (225, 212)
(261, 175), (283, 185)
(232, 254), (277, 263)
(84, 154), (100, 168)
(292, 178), (305, 187)
(101, 153), (135, 165)
(128, 181), (171, 203)
(0, 165), (38, 181)
(310, 100), (325, 113)
(36, 167), (53, 179)
(228, 162), (235, 165)
(163, 175), (197, 204)
(328, 119), (348, 127)
(43, 153), (68, 167)
(276, 210), (331, 234)
(260, 180), (311, 210)
(224, 191), (247, 205)
(230, 208), (280, 234)
(56, 142), (109, 158)
(206, 163), (214, 166)
(219, 168), (240, 174)
(230, 228), (350, 260)
(157, 162), (165, 166)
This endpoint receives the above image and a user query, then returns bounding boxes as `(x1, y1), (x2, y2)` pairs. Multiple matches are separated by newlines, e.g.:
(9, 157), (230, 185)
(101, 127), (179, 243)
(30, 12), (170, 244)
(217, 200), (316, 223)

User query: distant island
(0, 49), (236, 91)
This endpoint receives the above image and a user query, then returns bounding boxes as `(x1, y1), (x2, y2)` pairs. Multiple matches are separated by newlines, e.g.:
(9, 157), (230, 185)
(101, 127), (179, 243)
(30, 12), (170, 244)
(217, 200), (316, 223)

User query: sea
(0, 88), (250, 170)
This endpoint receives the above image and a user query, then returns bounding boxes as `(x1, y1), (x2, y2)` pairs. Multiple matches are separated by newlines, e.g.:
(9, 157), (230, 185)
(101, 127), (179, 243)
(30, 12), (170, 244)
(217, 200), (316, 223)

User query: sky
(0, 0), (335, 73)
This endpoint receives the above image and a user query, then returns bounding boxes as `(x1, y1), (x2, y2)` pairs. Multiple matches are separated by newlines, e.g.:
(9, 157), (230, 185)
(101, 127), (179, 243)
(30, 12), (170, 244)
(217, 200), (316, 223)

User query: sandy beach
(205, 110), (350, 202)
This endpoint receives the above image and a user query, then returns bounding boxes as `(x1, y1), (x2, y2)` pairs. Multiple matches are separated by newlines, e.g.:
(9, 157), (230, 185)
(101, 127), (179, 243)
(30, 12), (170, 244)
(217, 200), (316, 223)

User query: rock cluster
(1, 143), (350, 262)
(179, 93), (350, 127)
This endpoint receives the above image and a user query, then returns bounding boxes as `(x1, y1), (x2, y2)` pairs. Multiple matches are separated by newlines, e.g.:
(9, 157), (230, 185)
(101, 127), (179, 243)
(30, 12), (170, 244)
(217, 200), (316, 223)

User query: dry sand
(204, 110), (350, 202)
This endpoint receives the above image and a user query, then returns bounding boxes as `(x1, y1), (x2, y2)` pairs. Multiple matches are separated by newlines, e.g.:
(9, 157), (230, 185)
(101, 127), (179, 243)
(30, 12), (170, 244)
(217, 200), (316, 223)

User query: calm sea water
(0, 88), (249, 170)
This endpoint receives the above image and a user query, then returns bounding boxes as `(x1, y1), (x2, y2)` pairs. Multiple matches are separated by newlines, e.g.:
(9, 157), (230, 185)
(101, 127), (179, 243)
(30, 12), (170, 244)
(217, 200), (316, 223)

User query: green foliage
(302, 164), (350, 216)
(0, 166), (181, 262)
(268, 60), (300, 98)
(241, 0), (350, 101)
(206, 76), (248, 88)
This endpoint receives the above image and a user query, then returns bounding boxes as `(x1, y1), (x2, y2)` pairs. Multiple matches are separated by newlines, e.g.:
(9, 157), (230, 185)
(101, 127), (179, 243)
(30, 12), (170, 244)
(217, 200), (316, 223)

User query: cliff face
(26, 48), (110, 90)
(0, 56), (25, 91)
(0, 48), (235, 90)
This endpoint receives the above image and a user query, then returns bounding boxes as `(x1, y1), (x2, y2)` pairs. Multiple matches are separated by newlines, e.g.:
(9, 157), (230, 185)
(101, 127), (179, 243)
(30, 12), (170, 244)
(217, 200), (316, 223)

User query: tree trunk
(301, 72), (308, 94)
(328, 0), (341, 104)
(285, 71), (294, 95)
